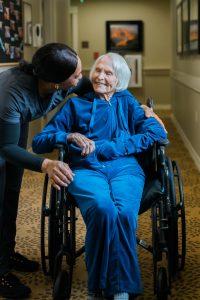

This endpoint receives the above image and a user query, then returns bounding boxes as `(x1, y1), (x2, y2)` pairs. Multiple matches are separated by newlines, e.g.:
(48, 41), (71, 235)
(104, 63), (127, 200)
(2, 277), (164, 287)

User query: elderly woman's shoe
(114, 292), (129, 300)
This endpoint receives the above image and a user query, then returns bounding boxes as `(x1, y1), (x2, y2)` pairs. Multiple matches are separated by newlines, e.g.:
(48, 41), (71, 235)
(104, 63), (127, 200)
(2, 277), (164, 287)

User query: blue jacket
(32, 90), (167, 170)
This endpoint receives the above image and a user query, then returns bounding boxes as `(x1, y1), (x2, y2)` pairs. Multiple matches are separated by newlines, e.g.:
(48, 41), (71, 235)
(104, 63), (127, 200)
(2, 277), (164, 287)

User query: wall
(171, 0), (200, 170)
(71, 0), (172, 106)
(22, 0), (44, 148)
(26, 0), (71, 148)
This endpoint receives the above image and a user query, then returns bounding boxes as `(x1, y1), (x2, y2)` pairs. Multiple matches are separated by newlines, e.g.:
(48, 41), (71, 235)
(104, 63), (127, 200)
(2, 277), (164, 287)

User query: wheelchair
(40, 100), (186, 300)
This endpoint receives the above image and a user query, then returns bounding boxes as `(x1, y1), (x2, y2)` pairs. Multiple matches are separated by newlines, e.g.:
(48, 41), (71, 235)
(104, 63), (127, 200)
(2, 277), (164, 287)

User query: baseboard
(171, 114), (200, 171)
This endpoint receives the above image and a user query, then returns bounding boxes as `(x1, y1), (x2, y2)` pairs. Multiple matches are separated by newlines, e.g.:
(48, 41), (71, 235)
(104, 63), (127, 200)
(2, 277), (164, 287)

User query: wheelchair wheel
(152, 203), (160, 294)
(166, 157), (186, 274)
(41, 175), (62, 278)
(156, 267), (169, 300)
(53, 270), (70, 300)
(41, 175), (49, 275)
(51, 196), (75, 300)
(165, 157), (179, 276)
(53, 249), (73, 300)
(172, 160), (186, 271)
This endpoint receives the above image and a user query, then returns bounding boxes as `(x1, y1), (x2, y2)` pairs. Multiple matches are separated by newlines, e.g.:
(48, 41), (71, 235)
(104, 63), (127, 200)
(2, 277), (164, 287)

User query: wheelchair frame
(136, 141), (186, 300)
(40, 99), (186, 299)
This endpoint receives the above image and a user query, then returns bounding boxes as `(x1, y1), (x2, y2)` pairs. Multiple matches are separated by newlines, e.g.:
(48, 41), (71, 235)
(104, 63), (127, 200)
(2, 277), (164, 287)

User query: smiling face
(91, 55), (118, 101)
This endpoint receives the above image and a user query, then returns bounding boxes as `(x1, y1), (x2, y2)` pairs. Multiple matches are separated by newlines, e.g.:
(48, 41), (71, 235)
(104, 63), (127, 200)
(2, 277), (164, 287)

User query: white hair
(89, 52), (131, 92)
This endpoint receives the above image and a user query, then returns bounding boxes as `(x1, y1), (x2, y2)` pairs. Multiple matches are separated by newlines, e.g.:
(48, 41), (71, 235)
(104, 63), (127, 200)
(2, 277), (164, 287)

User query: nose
(97, 71), (104, 80)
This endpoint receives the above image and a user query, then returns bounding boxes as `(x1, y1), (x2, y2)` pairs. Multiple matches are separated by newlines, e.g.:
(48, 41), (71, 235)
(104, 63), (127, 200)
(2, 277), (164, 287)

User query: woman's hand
(67, 132), (95, 157)
(41, 159), (75, 190)
(141, 104), (167, 133)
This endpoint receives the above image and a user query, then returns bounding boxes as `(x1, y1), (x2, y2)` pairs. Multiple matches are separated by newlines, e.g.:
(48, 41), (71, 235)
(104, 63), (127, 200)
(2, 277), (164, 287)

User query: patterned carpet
(1, 111), (200, 300)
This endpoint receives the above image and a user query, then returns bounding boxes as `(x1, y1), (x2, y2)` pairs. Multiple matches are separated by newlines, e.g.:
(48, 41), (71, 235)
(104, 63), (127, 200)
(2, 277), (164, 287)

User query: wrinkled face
(91, 56), (117, 100)
(58, 56), (82, 91)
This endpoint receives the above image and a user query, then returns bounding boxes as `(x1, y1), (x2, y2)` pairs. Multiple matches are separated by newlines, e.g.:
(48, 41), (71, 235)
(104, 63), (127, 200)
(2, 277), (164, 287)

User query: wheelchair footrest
(137, 237), (153, 253)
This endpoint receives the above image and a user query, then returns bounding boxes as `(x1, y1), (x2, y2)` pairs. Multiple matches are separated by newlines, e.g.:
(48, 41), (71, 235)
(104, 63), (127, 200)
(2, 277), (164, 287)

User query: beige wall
(71, 0), (172, 106)
(24, 0), (71, 148)
(171, 0), (200, 170)
(21, 0), (44, 148)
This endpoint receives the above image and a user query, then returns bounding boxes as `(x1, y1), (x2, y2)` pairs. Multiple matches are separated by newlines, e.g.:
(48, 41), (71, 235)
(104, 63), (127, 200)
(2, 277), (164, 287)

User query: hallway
(2, 111), (199, 300)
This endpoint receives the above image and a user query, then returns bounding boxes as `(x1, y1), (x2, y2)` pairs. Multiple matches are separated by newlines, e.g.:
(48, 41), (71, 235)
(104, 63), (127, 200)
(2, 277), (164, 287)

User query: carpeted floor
(1, 111), (200, 300)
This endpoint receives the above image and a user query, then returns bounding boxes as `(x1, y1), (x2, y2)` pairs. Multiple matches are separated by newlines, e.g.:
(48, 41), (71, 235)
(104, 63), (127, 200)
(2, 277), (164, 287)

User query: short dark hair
(19, 43), (78, 83)
(32, 43), (78, 83)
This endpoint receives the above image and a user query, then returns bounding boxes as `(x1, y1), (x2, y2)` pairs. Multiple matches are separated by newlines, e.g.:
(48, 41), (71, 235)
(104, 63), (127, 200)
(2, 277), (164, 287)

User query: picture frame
(0, 0), (23, 64)
(124, 54), (142, 88)
(176, 2), (183, 54)
(182, 0), (190, 53)
(189, 0), (200, 52)
(23, 2), (32, 45)
(106, 20), (143, 53)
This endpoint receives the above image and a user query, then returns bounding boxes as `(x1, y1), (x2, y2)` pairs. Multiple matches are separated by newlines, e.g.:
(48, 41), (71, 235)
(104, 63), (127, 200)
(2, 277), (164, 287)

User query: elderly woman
(32, 53), (167, 300)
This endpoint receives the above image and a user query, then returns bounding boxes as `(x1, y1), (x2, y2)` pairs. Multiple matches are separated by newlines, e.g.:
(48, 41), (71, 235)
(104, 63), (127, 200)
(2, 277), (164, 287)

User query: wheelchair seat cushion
(139, 178), (162, 215)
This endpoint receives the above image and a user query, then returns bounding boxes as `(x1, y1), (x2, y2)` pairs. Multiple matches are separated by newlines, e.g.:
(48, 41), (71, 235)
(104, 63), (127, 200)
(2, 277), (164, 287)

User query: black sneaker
(0, 272), (31, 299)
(9, 252), (39, 272)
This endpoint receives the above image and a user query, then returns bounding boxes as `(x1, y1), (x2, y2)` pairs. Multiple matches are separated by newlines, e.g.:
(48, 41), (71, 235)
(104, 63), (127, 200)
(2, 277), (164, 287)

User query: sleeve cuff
(55, 132), (69, 145)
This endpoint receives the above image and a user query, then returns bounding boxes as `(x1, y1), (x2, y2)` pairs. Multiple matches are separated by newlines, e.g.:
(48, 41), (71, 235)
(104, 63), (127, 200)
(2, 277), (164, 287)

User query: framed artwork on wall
(176, 0), (200, 55)
(189, 0), (200, 52)
(106, 20), (143, 53)
(176, 2), (183, 54)
(124, 54), (142, 88)
(0, 0), (23, 64)
(182, 0), (189, 52)
(23, 2), (32, 45)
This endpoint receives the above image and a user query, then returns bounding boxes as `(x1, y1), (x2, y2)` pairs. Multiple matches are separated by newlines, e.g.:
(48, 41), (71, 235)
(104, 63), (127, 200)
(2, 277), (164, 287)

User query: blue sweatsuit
(32, 90), (167, 297)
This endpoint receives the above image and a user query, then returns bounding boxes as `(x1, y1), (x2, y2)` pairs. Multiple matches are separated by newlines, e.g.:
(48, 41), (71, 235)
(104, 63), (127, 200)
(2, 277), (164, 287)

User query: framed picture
(106, 20), (143, 53)
(182, 0), (190, 52)
(23, 2), (32, 45)
(189, 0), (200, 52)
(124, 54), (142, 88)
(0, 0), (23, 64)
(176, 2), (183, 54)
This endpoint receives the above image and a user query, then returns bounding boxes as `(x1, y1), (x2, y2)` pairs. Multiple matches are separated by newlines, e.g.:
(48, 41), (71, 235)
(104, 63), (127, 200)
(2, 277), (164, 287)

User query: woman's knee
(118, 204), (140, 230)
(86, 198), (117, 226)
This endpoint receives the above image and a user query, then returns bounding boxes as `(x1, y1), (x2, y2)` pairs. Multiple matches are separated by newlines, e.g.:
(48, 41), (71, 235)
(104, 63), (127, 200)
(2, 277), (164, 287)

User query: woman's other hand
(41, 159), (75, 190)
(141, 104), (168, 133)
(67, 132), (95, 157)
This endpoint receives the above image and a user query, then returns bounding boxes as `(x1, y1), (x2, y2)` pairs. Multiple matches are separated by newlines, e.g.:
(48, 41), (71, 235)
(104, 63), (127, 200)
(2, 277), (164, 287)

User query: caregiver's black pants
(0, 123), (28, 275)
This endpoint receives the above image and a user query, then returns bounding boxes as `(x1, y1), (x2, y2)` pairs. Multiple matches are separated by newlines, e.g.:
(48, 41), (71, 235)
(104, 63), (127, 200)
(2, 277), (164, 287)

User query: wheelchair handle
(54, 143), (66, 150)
(157, 139), (170, 147)
(146, 97), (154, 109)
(54, 143), (67, 162)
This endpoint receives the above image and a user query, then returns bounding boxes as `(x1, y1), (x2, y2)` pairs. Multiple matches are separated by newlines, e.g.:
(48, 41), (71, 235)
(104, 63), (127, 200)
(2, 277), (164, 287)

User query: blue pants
(68, 157), (145, 297)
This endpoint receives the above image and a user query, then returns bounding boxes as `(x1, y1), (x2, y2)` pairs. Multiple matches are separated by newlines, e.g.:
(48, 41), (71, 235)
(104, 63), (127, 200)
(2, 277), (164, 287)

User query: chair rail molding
(171, 70), (200, 94)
